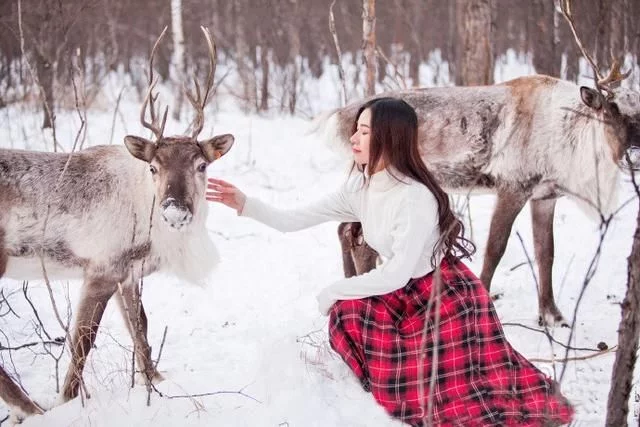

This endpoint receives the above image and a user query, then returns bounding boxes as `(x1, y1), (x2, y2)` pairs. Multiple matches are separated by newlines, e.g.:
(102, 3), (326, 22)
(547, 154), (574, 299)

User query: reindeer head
(580, 85), (640, 152)
(559, 0), (640, 160)
(125, 134), (233, 230)
(124, 26), (234, 230)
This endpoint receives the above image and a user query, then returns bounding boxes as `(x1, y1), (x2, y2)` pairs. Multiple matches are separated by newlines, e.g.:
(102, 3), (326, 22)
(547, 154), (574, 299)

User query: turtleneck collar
(365, 166), (406, 192)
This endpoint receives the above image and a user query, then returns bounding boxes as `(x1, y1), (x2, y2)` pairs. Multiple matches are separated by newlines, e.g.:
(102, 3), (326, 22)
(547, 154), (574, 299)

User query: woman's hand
(206, 178), (247, 214)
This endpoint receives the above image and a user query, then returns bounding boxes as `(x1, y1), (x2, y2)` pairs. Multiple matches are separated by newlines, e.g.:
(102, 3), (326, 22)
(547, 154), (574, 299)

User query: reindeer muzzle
(160, 198), (193, 230)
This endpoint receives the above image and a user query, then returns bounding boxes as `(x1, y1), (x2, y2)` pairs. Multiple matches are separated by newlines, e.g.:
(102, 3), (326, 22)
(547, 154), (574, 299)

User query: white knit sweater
(240, 168), (441, 315)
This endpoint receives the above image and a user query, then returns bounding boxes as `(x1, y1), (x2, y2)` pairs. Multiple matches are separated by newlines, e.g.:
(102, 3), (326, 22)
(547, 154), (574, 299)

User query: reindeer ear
(200, 134), (235, 162)
(580, 86), (603, 111)
(124, 136), (157, 163)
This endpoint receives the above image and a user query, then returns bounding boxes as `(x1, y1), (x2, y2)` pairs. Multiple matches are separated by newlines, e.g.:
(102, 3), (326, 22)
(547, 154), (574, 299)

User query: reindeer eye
(149, 165), (157, 175)
(197, 163), (207, 173)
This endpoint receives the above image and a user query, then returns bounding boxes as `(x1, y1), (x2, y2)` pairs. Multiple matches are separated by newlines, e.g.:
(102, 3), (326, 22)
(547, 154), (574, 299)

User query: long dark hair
(351, 97), (475, 264)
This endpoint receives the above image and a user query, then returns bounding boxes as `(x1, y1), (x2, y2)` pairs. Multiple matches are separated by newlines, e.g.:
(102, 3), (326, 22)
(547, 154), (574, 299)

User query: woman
(206, 98), (574, 426)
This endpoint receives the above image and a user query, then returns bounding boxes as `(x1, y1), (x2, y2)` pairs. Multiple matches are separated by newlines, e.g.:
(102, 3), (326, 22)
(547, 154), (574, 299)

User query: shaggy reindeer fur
(0, 134), (233, 418)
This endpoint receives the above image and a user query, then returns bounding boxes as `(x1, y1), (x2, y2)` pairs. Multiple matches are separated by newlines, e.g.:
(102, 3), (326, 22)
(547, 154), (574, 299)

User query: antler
(185, 26), (217, 140)
(141, 26), (169, 140)
(558, 0), (630, 97)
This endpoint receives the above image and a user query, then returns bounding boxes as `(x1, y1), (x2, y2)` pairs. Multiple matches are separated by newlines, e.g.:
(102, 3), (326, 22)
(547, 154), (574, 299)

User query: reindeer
(0, 26), (233, 421)
(316, 4), (640, 328)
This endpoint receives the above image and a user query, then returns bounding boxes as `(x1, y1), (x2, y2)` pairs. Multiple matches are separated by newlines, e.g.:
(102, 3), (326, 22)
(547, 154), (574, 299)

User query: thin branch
(0, 339), (64, 352)
(502, 322), (606, 353)
(528, 345), (617, 364)
(329, 0), (347, 106)
(109, 86), (126, 145)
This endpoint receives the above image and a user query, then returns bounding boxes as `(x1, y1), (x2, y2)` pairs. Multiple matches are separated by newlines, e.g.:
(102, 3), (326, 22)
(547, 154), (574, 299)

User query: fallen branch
(529, 345), (617, 364)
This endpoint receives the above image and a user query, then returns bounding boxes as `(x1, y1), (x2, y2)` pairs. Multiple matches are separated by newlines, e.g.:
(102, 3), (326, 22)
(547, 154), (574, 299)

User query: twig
(375, 45), (408, 90)
(109, 86), (126, 145)
(70, 52), (88, 151)
(560, 214), (613, 383)
(154, 326), (168, 371)
(0, 290), (19, 318)
(0, 339), (64, 352)
(528, 345), (617, 364)
(502, 322), (606, 353)
(329, 0), (347, 106)
(163, 387), (262, 404)
(22, 281), (52, 341)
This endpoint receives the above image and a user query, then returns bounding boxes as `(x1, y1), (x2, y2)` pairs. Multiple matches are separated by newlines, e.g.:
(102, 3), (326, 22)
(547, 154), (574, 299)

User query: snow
(1, 58), (640, 427)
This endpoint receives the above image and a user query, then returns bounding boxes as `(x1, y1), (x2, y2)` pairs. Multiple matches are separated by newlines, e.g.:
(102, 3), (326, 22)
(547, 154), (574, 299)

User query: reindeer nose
(161, 197), (177, 210)
(160, 198), (193, 229)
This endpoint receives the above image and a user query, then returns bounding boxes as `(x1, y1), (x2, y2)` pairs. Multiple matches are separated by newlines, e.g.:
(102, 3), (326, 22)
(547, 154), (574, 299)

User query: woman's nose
(350, 133), (358, 144)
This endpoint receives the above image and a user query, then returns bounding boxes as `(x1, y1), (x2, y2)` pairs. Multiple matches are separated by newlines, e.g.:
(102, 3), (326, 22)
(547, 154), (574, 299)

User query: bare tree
(233, 0), (257, 112)
(456, 0), (494, 85)
(606, 178), (640, 427)
(531, 0), (561, 76)
(170, 0), (186, 120)
(286, 0), (301, 114)
(608, 0), (626, 62)
(362, 0), (376, 96)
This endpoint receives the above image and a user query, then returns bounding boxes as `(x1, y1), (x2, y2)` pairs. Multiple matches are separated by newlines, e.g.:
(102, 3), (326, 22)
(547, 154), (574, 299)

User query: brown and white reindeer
(0, 26), (233, 421)
(317, 7), (640, 328)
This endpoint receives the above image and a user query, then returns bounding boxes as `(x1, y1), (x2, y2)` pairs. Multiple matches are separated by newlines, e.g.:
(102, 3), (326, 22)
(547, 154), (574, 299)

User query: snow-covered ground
(1, 56), (640, 426)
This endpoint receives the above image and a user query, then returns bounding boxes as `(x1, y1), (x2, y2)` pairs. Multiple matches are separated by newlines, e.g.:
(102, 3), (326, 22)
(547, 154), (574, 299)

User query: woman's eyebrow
(357, 123), (370, 128)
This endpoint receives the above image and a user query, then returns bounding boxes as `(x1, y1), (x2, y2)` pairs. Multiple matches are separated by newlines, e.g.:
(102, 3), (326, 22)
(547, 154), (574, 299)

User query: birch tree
(170, 0), (185, 121)
(362, 0), (376, 96)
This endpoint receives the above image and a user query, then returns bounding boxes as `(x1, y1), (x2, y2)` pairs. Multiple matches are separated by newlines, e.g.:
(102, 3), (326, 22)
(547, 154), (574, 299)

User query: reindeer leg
(480, 191), (528, 293)
(114, 283), (164, 386)
(61, 278), (116, 402)
(338, 223), (359, 278)
(0, 366), (44, 420)
(531, 198), (568, 327)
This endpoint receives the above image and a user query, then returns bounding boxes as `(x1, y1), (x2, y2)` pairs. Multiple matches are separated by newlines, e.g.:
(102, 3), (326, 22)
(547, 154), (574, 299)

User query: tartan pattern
(328, 259), (574, 426)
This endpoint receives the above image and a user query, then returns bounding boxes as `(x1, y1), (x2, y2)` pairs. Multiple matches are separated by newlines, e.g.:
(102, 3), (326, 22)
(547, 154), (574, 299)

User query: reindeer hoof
(6, 402), (44, 426)
(135, 371), (165, 386)
(538, 311), (569, 328)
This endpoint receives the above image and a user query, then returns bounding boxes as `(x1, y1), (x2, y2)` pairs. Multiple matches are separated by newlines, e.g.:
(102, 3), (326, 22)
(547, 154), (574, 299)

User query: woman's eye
(149, 165), (157, 174)
(197, 163), (207, 173)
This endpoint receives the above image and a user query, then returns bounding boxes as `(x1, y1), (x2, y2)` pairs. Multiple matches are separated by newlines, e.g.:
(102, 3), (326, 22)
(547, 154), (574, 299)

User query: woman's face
(350, 108), (371, 167)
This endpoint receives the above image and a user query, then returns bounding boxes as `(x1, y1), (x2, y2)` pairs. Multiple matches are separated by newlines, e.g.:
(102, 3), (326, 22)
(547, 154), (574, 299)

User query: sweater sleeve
(240, 184), (359, 232)
(317, 186), (439, 314)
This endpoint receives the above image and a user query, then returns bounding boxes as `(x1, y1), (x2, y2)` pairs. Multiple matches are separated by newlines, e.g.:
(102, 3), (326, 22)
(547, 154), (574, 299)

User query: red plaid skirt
(328, 259), (574, 426)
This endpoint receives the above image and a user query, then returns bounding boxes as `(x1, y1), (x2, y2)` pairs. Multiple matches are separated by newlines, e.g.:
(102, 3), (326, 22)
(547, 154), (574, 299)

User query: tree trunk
(362, 0), (376, 96)
(258, 32), (269, 112)
(34, 49), (54, 129)
(456, 0), (493, 86)
(609, 0), (625, 62)
(170, 0), (185, 121)
(531, 0), (560, 77)
(234, 0), (256, 112)
(606, 196), (640, 426)
(286, 0), (300, 114)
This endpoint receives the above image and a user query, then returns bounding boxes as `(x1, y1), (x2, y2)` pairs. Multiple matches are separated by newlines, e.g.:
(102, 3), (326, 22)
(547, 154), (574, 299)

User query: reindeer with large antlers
(0, 26), (233, 421)
(317, 0), (640, 327)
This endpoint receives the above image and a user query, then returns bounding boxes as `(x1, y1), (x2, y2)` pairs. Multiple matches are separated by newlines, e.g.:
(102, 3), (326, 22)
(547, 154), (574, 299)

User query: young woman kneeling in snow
(206, 97), (574, 426)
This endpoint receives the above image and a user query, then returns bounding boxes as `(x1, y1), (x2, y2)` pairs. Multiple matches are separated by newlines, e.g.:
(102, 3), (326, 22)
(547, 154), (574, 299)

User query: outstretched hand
(206, 178), (247, 214)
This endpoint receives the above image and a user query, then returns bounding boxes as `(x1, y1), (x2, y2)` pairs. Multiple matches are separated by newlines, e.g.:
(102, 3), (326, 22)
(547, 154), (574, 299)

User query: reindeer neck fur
(549, 81), (621, 218)
(131, 163), (219, 287)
